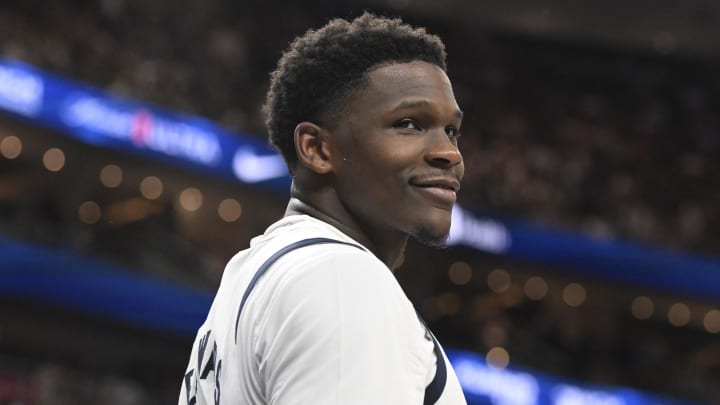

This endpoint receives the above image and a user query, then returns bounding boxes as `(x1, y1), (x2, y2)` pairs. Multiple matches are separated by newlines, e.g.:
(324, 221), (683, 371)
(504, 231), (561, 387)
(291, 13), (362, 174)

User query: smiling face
(327, 61), (464, 246)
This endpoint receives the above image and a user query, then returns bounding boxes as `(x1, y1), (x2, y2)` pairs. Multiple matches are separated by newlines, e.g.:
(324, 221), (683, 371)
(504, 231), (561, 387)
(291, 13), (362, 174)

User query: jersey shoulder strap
(233, 237), (362, 341)
(232, 237), (447, 404)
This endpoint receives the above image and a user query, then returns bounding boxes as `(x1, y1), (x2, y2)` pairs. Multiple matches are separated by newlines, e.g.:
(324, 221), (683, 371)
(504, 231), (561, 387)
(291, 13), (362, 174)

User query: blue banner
(0, 236), (211, 334)
(0, 57), (291, 188)
(0, 235), (706, 405)
(447, 206), (720, 301)
(446, 350), (704, 405)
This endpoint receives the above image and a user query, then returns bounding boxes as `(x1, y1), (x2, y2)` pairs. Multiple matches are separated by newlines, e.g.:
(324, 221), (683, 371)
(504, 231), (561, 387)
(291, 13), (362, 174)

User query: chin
(405, 209), (452, 247)
(412, 222), (451, 248)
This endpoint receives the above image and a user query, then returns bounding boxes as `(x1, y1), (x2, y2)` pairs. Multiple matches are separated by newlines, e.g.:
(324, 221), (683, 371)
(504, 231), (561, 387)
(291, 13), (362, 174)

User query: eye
(445, 126), (461, 138)
(394, 119), (421, 131)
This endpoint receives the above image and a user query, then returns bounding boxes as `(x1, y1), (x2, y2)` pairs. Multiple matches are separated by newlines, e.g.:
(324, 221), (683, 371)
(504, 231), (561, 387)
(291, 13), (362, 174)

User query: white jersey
(180, 215), (467, 405)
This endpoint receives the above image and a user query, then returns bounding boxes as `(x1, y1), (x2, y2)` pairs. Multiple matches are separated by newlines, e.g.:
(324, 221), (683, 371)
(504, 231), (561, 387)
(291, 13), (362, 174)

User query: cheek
(343, 134), (425, 195)
(370, 140), (420, 169)
(351, 142), (411, 174)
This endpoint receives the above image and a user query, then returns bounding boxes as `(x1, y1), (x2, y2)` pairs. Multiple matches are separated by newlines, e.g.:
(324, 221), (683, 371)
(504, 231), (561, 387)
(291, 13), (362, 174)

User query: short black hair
(264, 12), (447, 170)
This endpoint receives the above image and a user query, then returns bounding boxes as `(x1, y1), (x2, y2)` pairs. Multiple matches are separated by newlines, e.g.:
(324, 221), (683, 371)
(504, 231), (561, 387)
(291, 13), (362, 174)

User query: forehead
(353, 61), (460, 115)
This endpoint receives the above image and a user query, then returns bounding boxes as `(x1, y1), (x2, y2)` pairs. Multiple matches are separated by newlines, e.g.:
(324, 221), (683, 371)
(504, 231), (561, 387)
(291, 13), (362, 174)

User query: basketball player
(180, 12), (467, 404)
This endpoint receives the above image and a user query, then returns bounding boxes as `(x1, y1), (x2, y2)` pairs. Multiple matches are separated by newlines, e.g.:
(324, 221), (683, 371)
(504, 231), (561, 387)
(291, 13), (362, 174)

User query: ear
(294, 122), (336, 174)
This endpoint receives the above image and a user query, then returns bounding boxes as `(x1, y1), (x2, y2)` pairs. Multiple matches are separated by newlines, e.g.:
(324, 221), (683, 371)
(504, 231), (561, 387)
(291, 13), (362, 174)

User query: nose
(425, 131), (463, 169)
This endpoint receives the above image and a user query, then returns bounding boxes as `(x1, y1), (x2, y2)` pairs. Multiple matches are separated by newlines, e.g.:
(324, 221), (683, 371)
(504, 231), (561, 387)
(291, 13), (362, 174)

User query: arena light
(140, 176), (163, 200)
(562, 283), (586, 307)
(232, 148), (288, 183)
(0, 62), (44, 116)
(452, 354), (539, 405)
(488, 269), (511, 293)
(668, 302), (691, 327)
(552, 385), (624, 405)
(524, 276), (548, 301)
(0, 135), (21, 159)
(448, 261), (472, 285)
(704, 309), (720, 333)
(42, 148), (65, 172)
(447, 205), (511, 253)
(78, 201), (101, 224)
(218, 198), (242, 222)
(100, 164), (123, 188)
(179, 188), (203, 211)
(486, 347), (510, 370)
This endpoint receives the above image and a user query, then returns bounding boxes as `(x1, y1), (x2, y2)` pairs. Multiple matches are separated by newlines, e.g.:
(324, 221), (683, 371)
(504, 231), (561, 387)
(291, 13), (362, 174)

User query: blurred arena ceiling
(368, 0), (720, 56)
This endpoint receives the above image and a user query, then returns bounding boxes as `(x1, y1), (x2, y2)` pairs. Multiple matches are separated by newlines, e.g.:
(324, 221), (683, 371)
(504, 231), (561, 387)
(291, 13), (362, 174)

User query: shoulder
(267, 240), (395, 299)
(247, 237), (409, 328)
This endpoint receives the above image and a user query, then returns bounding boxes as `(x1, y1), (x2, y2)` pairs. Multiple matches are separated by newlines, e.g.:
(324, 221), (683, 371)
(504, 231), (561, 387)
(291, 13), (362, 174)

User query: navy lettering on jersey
(198, 329), (211, 374)
(183, 369), (196, 405)
(212, 341), (222, 405)
(183, 329), (224, 405)
(200, 347), (215, 379)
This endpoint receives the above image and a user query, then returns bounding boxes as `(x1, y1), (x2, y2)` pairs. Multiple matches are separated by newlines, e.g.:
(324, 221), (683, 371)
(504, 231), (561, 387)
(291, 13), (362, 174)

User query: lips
(410, 177), (460, 206)
(410, 177), (461, 192)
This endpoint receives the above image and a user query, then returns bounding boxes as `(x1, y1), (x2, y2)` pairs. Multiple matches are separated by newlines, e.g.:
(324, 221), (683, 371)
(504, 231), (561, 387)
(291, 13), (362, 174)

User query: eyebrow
(391, 100), (464, 120)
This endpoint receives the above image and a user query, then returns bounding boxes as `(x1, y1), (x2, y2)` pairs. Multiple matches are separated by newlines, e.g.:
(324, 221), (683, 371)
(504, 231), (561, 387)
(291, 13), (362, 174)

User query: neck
(284, 192), (407, 270)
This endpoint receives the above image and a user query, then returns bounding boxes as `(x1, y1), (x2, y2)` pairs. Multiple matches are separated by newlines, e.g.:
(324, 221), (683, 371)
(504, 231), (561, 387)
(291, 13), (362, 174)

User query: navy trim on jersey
(233, 237), (363, 342)
(232, 237), (447, 404)
(417, 313), (447, 405)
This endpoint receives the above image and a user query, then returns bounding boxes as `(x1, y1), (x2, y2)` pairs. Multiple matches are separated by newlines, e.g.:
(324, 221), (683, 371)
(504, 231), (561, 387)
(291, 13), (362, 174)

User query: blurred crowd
(1, 0), (718, 257)
(1, 1), (719, 404)
(0, 359), (173, 405)
(455, 46), (719, 256)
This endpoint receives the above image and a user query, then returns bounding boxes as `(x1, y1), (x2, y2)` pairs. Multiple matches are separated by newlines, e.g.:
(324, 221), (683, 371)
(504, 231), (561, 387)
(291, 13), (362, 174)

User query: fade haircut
(263, 12), (447, 170)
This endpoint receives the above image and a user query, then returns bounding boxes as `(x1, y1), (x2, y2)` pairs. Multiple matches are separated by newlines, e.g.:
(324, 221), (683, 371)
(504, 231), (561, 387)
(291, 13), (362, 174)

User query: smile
(410, 176), (461, 192)
(411, 183), (458, 206)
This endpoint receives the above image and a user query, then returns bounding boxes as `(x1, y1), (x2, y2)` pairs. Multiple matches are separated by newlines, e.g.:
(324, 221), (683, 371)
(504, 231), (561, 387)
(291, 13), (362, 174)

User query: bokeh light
(668, 303), (691, 327)
(100, 164), (123, 188)
(524, 276), (548, 300)
(486, 347), (510, 369)
(0, 135), (22, 159)
(487, 269), (511, 293)
(42, 148), (65, 172)
(218, 198), (242, 222)
(179, 188), (203, 211)
(448, 261), (472, 285)
(631, 296), (654, 320)
(140, 176), (163, 200)
(562, 283), (586, 307)
(78, 201), (101, 224)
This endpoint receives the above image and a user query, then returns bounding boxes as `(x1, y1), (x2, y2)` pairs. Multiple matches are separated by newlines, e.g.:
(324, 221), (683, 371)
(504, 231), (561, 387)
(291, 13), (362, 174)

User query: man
(180, 13), (467, 404)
